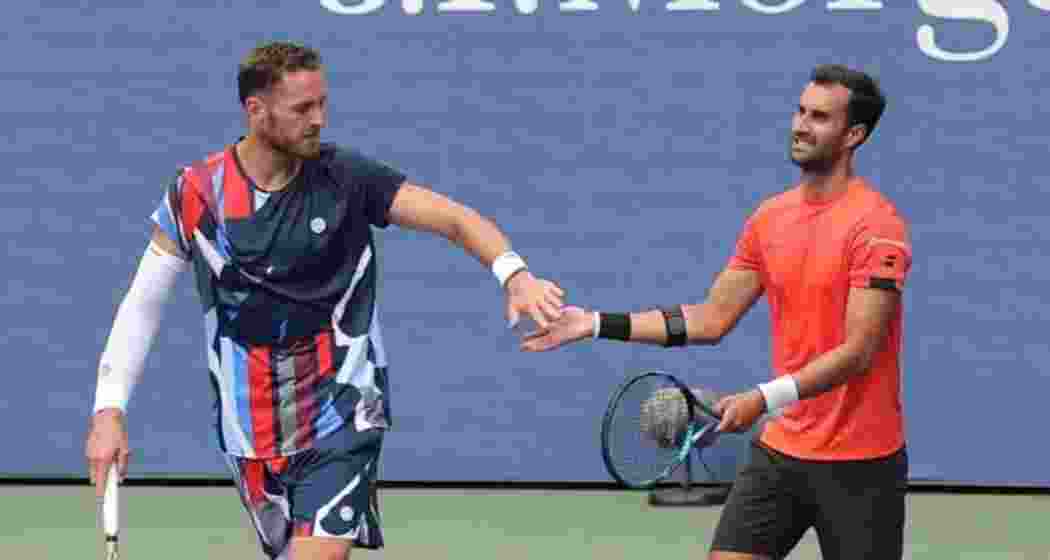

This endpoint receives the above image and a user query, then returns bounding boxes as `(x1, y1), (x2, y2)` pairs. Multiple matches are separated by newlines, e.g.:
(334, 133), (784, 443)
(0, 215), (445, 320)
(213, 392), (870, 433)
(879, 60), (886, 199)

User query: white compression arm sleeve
(93, 242), (188, 414)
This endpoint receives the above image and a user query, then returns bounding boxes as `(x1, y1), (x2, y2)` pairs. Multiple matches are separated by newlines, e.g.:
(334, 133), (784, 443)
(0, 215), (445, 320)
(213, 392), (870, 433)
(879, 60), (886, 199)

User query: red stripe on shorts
(248, 346), (277, 457)
(241, 460), (267, 507)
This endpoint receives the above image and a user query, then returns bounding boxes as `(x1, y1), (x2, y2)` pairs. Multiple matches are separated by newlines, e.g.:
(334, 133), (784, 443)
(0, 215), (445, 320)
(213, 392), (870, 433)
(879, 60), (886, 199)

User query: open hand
(504, 271), (565, 331)
(520, 305), (593, 352)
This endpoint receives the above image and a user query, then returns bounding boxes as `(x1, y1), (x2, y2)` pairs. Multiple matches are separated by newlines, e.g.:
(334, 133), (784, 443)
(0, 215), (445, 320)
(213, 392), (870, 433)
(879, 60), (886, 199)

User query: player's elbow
(846, 340), (879, 378)
(701, 326), (728, 346)
(687, 315), (730, 346)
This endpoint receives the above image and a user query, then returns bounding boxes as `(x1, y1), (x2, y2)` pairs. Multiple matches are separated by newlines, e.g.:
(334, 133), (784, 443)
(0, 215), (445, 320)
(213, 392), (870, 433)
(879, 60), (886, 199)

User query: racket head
(601, 371), (720, 489)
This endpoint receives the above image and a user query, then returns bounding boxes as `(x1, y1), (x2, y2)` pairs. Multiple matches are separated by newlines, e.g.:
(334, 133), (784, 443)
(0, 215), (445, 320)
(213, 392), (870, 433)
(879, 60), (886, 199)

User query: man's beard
(790, 138), (836, 173)
(271, 133), (321, 160)
(262, 117), (321, 160)
(791, 152), (835, 173)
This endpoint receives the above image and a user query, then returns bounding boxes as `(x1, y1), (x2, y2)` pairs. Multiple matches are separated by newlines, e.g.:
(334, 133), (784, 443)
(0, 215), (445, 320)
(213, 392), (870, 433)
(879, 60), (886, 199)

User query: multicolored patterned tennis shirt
(151, 142), (406, 459)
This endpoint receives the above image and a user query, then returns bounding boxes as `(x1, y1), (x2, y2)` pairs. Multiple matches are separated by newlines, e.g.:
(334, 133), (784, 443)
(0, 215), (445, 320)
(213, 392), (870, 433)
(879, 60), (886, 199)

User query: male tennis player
(84, 41), (565, 560)
(522, 64), (911, 560)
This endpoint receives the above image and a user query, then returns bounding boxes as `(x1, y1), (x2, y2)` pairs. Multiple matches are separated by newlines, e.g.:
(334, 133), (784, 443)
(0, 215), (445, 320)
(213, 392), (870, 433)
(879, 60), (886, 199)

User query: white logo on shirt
(311, 217), (327, 234)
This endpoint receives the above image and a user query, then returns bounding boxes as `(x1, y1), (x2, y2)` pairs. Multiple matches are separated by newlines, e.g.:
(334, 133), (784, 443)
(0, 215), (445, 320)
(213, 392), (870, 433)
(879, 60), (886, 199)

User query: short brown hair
(810, 64), (886, 147)
(237, 41), (322, 105)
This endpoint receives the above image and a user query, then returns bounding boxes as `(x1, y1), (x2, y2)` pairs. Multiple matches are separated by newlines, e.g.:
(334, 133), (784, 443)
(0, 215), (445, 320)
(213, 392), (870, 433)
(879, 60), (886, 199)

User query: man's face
(250, 69), (328, 159)
(789, 82), (861, 171)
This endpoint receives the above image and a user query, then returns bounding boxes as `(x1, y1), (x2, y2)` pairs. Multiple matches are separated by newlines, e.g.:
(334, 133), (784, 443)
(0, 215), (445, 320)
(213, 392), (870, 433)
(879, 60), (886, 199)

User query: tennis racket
(600, 371), (722, 489)
(99, 464), (120, 559)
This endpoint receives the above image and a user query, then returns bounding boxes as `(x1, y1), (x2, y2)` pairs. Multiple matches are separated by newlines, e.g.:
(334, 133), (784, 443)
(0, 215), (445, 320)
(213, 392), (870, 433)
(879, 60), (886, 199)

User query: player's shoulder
(849, 178), (909, 228)
(319, 143), (407, 191)
(169, 146), (228, 191)
(744, 185), (803, 225)
(319, 143), (372, 180)
(177, 146), (227, 174)
(319, 143), (388, 173)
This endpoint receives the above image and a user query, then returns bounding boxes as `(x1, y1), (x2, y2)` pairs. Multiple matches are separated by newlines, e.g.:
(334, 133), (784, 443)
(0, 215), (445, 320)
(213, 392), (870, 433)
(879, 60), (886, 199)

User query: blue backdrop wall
(4, 1), (1049, 486)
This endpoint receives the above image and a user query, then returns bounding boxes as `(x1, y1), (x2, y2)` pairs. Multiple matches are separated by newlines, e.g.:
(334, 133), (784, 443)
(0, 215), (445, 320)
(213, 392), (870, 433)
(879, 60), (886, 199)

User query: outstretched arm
(520, 267), (763, 352)
(387, 182), (565, 329)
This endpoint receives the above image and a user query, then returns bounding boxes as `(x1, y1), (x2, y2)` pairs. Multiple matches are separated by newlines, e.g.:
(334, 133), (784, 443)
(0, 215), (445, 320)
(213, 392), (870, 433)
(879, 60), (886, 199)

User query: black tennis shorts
(711, 440), (908, 560)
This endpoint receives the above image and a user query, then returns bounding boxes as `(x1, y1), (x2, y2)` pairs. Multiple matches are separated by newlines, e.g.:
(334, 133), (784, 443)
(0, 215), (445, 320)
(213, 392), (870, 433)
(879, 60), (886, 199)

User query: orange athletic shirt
(727, 177), (912, 461)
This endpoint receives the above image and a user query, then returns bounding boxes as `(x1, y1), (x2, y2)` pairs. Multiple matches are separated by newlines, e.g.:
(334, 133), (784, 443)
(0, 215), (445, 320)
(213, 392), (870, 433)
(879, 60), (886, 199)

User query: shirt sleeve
(727, 211), (763, 273)
(331, 148), (407, 229)
(148, 170), (194, 260)
(848, 210), (912, 292)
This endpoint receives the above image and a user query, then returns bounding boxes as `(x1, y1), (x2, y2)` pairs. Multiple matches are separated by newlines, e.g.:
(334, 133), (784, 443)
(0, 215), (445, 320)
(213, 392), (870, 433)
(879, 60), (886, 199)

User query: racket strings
(602, 373), (726, 488)
(605, 377), (685, 485)
(640, 387), (692, 447)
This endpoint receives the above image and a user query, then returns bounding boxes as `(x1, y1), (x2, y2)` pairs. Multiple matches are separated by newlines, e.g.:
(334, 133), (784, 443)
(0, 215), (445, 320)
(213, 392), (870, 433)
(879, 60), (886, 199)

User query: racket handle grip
(102, 463), (120, 537)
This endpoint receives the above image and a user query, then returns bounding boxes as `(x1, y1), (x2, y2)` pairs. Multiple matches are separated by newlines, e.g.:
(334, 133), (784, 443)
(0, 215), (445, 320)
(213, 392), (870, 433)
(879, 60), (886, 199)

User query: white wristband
(758, 375), (800, 413)
(492, 251), (528, 288)
(592, 311), (600, 340)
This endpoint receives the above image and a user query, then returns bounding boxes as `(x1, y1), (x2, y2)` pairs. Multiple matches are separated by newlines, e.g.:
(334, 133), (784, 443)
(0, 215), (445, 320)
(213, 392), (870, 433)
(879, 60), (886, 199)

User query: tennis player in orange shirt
(523, 64), (912, 560)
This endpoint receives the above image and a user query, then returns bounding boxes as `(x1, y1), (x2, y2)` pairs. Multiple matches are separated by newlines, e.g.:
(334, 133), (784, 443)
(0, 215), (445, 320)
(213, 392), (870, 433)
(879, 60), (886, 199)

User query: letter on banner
(515, 0), (539, 13)
(666, 0), (719, 12)
(917, 0), (1009, 62)
(321, 0), (384, 14)
(438, 0), (496, 11)
(827, 0), (881, 9)
(402, 0), (423, 14)
(560, 0), (599, 11)
(741, 0), (806, 15)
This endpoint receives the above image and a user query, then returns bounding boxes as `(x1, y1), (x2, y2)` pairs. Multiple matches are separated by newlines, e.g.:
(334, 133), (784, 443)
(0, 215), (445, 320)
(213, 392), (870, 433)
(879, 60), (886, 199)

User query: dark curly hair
(237, 41), (323, 106)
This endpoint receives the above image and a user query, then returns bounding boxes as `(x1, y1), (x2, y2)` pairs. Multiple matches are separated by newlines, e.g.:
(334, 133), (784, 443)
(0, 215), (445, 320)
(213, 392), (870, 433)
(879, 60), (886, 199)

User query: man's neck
(236, 135), (302, 193)
(799, 157), (854, 203)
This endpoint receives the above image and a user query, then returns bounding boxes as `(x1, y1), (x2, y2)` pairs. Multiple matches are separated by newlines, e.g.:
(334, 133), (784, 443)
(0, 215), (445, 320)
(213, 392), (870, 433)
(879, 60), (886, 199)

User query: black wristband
(597, 312), (631, 341)
(660, 305), (688, 347)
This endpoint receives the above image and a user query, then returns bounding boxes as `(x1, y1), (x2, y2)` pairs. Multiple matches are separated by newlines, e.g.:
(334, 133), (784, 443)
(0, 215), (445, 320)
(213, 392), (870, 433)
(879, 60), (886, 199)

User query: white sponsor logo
(321, 0), (1050, 62)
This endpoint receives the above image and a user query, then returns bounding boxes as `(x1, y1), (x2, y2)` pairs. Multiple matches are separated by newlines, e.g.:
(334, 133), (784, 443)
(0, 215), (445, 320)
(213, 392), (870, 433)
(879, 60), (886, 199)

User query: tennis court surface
(5, 485), (1047, 559)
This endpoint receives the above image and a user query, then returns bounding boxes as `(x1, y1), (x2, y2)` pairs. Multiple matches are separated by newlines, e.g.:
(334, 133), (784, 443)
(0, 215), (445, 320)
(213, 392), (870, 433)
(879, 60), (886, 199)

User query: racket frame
(601, 370), (721, 489)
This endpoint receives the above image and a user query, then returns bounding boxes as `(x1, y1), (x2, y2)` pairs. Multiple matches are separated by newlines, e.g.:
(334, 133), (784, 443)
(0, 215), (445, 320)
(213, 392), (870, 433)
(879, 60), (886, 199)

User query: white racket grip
(103, 464), (120, 537)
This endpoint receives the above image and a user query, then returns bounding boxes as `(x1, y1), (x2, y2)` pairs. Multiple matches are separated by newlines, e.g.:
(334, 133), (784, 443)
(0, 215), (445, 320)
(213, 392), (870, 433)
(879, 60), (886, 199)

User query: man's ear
(846, 123), (868, 149)
(243, 94), (266, 120)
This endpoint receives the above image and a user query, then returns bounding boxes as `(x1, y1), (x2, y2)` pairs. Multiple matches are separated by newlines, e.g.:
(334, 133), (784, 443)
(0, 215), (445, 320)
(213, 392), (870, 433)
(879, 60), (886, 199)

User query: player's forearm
(789, 340), (873, 401)
(387, 184), (531, 287)
(445, 206), (513, 269)
(608, 309), (672, 346)
(442, 206), (538, 290)
(592, 304), (728, 347)
(751, 342), (870, 414)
